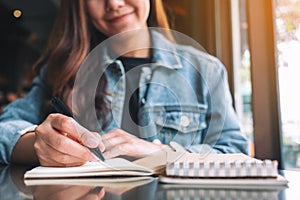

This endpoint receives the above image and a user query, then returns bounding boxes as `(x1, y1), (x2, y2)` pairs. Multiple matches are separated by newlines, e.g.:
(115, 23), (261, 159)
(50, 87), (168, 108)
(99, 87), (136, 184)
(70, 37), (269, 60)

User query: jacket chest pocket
(139, 105), (207, 146)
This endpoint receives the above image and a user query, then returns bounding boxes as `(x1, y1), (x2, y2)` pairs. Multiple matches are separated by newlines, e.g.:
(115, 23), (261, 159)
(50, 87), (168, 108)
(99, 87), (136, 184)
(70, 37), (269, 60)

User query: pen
(51, 97), (105, 161)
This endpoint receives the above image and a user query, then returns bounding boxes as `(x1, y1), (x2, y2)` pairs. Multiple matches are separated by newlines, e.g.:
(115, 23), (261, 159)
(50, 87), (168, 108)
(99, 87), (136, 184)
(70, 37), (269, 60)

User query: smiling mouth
(106, 12), (133, 22)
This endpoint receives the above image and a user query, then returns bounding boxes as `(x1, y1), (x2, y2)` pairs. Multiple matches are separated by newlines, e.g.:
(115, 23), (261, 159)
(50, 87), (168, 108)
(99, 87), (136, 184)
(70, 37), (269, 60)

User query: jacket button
(152, 139), (162, 144)
(146, 74), (152, 81)
(180, 115), (190, 127)
(141, 98), (146, 105)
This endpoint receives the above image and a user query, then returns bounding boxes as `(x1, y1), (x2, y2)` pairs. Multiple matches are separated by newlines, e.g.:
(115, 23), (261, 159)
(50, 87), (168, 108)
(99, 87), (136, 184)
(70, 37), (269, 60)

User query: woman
(0, 0), (248, 166)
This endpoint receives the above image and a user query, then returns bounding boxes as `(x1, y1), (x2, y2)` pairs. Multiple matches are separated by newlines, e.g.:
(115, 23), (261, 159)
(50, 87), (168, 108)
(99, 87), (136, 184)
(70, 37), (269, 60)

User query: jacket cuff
(17, 125), (37, 136)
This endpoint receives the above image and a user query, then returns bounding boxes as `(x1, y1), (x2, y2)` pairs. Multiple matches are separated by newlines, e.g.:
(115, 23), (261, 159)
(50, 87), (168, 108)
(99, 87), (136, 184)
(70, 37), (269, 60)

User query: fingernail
(85, 137), (99, 148)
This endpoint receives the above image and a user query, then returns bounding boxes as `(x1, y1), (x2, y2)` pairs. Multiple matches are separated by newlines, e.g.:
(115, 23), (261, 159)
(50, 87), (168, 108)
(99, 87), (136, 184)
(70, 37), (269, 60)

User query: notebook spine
(166, 160), (278, 178)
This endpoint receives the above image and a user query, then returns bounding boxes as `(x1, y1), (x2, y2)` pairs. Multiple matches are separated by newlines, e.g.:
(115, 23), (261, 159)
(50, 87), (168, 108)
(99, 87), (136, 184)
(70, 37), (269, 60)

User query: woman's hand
(34, 113), (105, 167)
(102, 129), (167, 159)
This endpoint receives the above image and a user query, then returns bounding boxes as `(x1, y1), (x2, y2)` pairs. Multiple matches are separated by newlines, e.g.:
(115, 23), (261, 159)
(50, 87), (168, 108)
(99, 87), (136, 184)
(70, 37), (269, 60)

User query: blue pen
(51, 97), (105, 161)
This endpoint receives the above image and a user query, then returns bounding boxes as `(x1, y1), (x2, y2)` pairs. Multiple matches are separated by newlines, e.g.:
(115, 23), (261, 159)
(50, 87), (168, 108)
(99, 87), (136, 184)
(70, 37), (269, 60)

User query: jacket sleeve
(0, 68), (51, 164)
(187, 59), (249, 155)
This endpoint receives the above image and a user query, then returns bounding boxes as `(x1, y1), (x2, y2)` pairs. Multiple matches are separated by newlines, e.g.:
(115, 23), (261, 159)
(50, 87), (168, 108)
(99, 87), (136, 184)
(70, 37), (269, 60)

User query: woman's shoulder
(151, 30), (225, 72)
(173, 43), (226, 74)
(154, 31), (218, 63)
(174, 44), (220, 64)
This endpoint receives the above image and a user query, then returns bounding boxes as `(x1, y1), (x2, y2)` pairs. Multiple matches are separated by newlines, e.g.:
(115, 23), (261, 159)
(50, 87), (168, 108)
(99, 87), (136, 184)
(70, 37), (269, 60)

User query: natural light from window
(275, 0), (300, 169)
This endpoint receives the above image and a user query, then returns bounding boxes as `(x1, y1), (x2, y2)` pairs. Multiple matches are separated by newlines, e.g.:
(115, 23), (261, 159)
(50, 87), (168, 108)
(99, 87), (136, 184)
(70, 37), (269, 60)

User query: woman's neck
(111, 29), (152, 58)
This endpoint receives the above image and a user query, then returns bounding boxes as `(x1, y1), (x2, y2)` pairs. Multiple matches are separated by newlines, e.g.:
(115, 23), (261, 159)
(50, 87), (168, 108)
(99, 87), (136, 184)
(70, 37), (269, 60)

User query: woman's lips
(106, 12), (133, 23)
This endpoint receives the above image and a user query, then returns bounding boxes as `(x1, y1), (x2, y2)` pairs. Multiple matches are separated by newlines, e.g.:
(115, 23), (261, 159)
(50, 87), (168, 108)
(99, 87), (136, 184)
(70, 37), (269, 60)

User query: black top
(118, 56), (151, 136)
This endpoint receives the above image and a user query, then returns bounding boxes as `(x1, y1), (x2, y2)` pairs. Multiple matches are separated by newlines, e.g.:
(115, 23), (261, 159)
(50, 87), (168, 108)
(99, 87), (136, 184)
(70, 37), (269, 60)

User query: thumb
(80, 131), (105, 152)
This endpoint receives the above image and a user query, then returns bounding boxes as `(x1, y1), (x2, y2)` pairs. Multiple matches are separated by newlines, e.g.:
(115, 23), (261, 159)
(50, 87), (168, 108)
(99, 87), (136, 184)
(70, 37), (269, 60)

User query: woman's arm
(8, 113), (105, 167)
(187, 59), (249, 154)
(0, 68), (51, 165)
(11, 132), (39, 166)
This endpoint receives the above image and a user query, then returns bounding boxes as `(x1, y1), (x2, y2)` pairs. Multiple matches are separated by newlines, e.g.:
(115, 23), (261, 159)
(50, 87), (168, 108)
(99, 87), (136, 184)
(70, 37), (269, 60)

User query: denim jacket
(0, 31), (248, 164)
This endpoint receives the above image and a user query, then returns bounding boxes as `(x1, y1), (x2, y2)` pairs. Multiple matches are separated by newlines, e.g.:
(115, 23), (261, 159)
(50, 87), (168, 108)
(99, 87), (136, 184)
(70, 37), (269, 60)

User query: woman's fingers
(34, 133), (95, 166)
(34, 113), (103, 166)
(102, 134), (127, 150)
(101, 130), (135, 158)
(101, 129), (164, 159)
(48, 114), (102, 148)
(103, 142), (126, 159)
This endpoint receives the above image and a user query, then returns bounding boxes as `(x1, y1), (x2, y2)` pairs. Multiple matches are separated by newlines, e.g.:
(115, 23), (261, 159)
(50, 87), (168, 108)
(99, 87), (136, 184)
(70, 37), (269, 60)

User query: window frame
(196, 0), (283, 167)
(245, 0), (283, 168)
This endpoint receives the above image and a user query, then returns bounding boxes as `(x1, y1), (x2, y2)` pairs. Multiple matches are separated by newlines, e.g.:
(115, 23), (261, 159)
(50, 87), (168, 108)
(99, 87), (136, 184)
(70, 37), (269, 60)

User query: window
(274, 0), (300, 169)
(230, 0), (254, 156)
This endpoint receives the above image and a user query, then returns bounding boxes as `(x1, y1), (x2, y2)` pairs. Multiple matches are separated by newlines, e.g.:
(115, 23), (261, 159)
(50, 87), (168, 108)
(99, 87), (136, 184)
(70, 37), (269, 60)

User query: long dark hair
(34, 0), (172, 129)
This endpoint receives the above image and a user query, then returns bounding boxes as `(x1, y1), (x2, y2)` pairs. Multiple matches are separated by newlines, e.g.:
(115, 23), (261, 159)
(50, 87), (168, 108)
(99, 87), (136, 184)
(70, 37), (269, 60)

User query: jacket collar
(151, 30), (182, 69)
(94, 29), (183, 70)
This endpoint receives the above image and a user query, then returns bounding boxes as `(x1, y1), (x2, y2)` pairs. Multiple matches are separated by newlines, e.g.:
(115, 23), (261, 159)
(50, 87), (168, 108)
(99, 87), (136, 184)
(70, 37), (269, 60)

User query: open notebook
(24, 158), (155, 179)
(24, 151), (289, 189)
(24, 149), (169, 179)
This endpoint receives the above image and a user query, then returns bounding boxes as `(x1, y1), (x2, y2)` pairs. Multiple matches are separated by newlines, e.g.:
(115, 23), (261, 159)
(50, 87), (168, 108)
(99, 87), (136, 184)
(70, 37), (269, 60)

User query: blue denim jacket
(0, 31), (248, 164)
